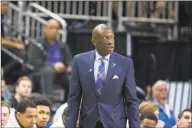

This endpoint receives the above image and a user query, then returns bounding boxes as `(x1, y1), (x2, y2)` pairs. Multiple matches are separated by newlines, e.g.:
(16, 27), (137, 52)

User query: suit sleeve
(65, 56), (82, 128)
(123, 59), (140, 128)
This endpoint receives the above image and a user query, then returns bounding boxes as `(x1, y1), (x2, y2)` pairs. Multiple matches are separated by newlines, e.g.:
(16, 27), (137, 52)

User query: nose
(32, 117), (36, 124)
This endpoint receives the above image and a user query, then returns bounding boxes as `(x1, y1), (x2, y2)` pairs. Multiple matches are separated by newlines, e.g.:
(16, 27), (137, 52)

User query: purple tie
(96, 57), (105, 95)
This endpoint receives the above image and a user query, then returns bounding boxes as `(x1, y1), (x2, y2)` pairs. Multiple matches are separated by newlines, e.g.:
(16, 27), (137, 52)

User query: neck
(47, 38), (56, 44)
(156, 99), (165, 107)
(14, 93), (24, 103)
(96, 50), (109, 57)
(37, 124), (44, 128)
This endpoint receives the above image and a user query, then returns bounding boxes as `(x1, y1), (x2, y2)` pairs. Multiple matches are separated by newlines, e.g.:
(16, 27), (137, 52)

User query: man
(1, 1), (24, 50)
(175, 109), (192, 128)
(1, 68), (11, 102)
(152, 80), (176, 128)
(5, 99), (37, 128)
(10, 76), (32, 108)
(27, 19), (73, 102)
(31, 95), (51, 128)
(140, 112), (158, 128)
(1, 1), (25, 77)
(66, 24), (140, 128)
(1, 101), (11, 127)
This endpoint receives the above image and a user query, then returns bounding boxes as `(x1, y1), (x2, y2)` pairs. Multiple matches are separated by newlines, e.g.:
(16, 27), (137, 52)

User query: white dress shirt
(94, 50), (110, 82)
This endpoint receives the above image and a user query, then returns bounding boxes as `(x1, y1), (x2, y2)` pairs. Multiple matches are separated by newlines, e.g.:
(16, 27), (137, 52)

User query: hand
(66, 66), (72, 73)
(53, 62), (66, 72)
(15, 43), (25, 50)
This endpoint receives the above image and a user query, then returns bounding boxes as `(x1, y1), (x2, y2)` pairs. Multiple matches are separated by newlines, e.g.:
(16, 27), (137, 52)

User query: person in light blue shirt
(152, 80), (176, 128)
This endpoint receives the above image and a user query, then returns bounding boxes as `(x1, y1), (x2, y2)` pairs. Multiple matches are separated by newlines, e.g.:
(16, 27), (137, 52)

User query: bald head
(92, 24), (112, 38)
(46, 19), (60, 28)
(91, 24), (115, 56)
(1, 1), (8, 15)
(44, 19), (60, 42)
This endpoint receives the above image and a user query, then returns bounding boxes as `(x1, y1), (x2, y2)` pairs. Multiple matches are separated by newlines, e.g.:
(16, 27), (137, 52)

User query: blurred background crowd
(1, 1), (192, 128)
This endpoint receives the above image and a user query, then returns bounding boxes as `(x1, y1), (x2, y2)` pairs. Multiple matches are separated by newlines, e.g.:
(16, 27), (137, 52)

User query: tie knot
(100, 57), (105, 63)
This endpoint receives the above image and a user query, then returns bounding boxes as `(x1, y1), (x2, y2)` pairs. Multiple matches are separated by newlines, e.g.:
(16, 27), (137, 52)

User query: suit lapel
(100, 52), (116, 94)
(86, 51), (100, 97)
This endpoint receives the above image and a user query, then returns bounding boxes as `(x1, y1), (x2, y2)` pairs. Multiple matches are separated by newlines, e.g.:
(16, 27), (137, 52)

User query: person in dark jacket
(27, 19), (73, 102)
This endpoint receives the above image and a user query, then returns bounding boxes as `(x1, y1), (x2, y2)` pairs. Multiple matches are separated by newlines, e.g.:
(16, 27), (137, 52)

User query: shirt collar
(95, 50), (110, 61)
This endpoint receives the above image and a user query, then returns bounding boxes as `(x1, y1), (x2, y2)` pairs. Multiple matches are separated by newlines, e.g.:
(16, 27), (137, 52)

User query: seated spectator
(1, 1), (24, 50)
(10, 76), (32, 108)
(28, 94), (51, 128)
(139, 101), (159, 117)
(27, 19), (73, 102)
(5, 99), (37, 128)
(1, 1), (25, 77)
(139, 101), (165, 127)
(1, 68), (11, 102)
(140, 112), (158, 128)
(50, 106), (69, 128)
(173, 109), (192, 128)
(152, 80), (176, 128)
(1, 101), (10, 127)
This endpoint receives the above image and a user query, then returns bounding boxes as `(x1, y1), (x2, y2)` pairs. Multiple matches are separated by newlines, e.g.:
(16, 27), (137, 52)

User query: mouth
(107, 46), (114, 50)
(41, 121), (47, 124)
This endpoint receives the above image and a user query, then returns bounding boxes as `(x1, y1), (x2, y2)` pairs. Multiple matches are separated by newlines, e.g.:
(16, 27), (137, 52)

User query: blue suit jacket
(159, 107), (176, 128)
(66, 51), (140, 128)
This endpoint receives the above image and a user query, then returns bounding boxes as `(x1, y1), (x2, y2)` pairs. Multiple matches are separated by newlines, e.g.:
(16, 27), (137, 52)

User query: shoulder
(5, 117), (19, 127)
(74, 50), (94, 60)
(112, 52), (133, 64)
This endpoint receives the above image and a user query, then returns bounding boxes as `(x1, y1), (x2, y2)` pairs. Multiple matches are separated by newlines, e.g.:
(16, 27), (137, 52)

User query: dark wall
(132, 39), (192, 89)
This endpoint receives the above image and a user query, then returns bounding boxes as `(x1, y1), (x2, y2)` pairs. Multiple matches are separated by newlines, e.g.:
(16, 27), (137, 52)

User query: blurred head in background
(1, 101), (10, 127)
(139, 101), (159, 117)
(1, 79), (5, 98)
(15, 76), (32, 100)
(140, 112), (158, 128)
(1, 2), (8, 16)
(44, 19), (60, 43)
(152, 80), (168, 106)
(1, 68), (5, 98)
(177, 109), (192, 128)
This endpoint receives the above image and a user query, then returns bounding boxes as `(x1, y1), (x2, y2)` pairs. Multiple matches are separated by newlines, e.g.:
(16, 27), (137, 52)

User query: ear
(91, 38), (96, 46)
(16, 112), (21, 119)
(176, 119), (180, 126)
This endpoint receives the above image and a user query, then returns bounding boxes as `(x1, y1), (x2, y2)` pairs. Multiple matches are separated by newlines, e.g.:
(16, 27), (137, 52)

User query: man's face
(140, 118), (157, 128)
(155, 84), (168, 104)
(17, 107), (37, 128)
(1, 2), (8, 16)
(16, 80), (32, 97)
(1, 106), (10, 126)
(44, 21), (60, 41)
(92, 27), (115, 56)
(36, 105), (50, 127)
(177, 111), (192, 128)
